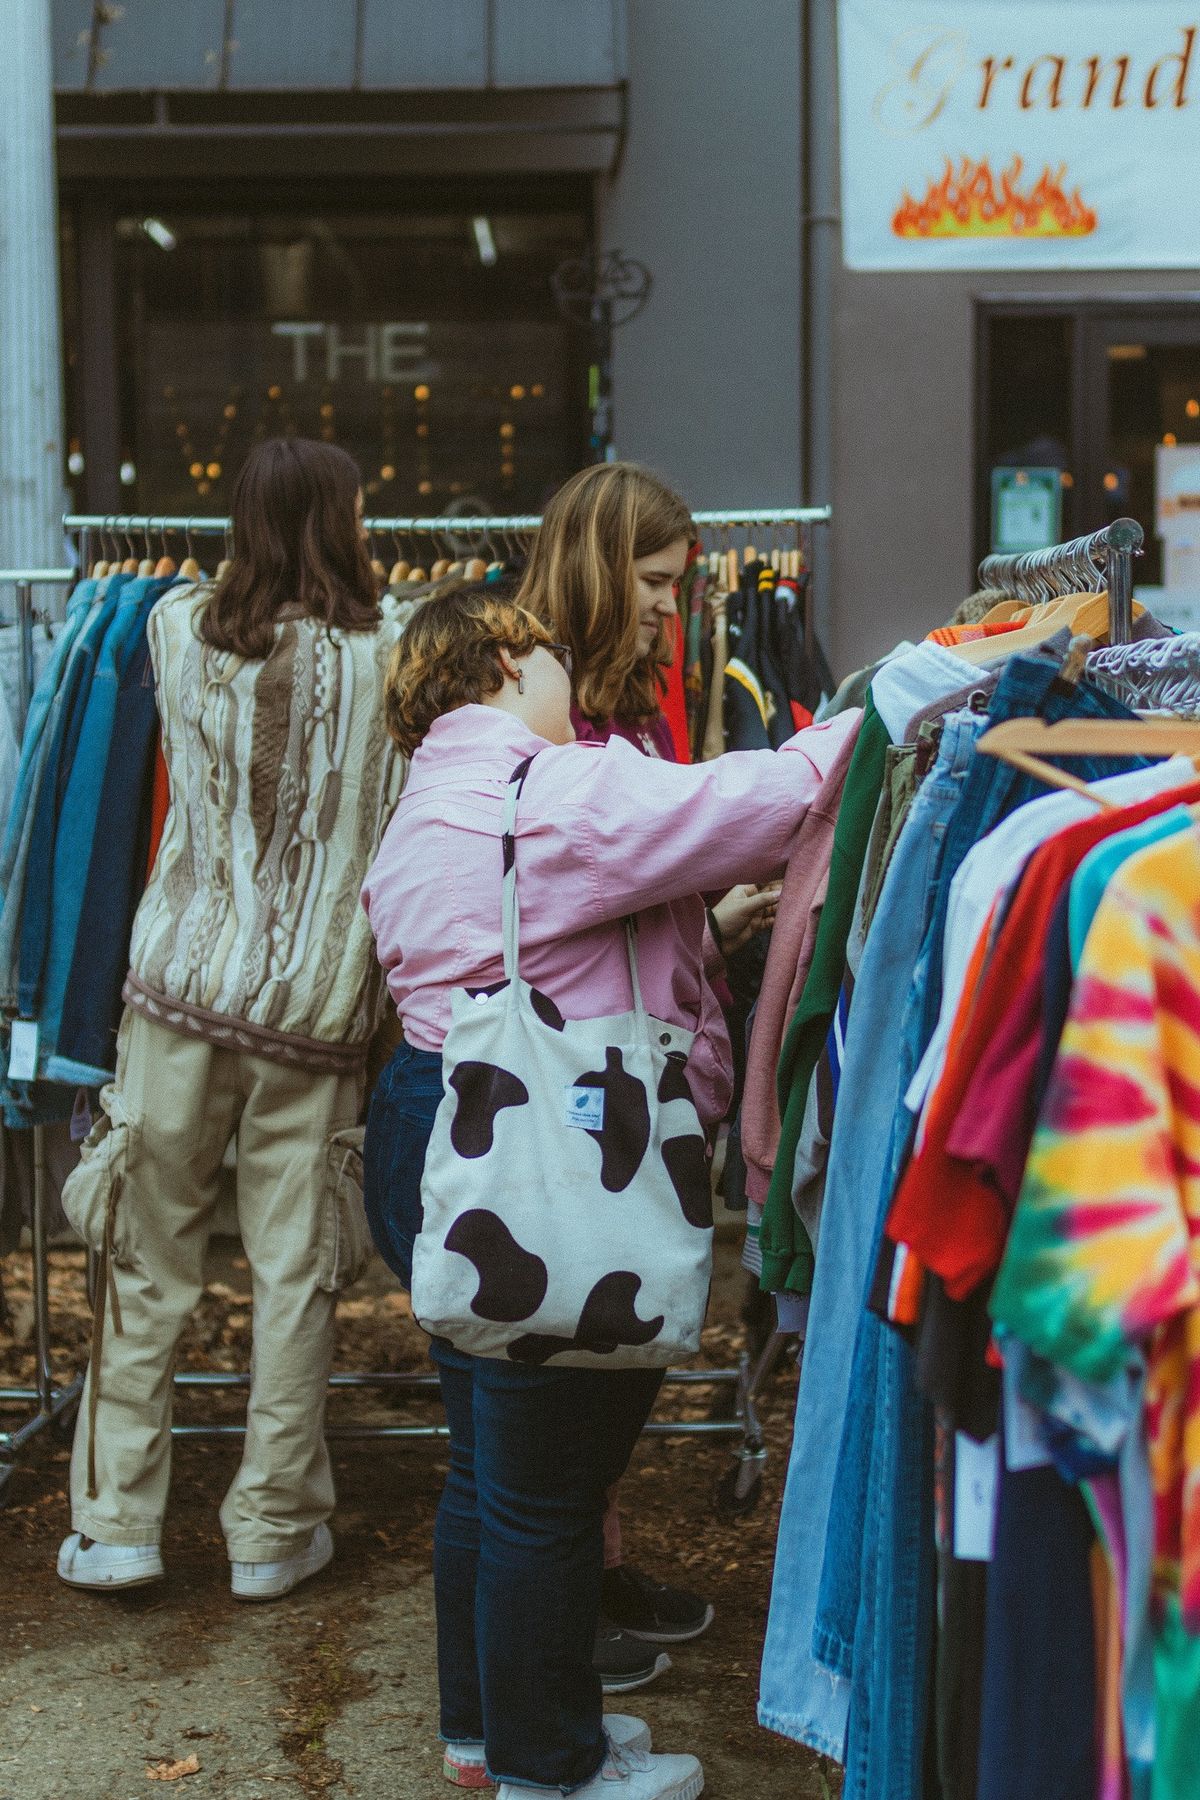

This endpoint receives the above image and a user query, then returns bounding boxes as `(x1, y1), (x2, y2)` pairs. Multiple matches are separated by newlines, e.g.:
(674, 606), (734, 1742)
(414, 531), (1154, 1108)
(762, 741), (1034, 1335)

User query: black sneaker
(593, 1626), (672, 1693)
(601, 1565), (716, 1644)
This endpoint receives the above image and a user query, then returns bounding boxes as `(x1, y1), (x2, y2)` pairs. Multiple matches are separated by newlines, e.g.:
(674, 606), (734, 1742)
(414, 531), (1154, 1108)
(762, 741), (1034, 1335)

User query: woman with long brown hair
(58, 437), (407, 1601)
(516, 465), (778, 1669)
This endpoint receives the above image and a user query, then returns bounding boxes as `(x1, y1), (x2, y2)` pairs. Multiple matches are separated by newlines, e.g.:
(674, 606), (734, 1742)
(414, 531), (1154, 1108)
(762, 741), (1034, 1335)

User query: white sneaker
(499, 1735), (702, 1800)
(230, 1521), (333, 1601)
(446, 1718), (652, 1788)
(57, 1532), (164, 1590)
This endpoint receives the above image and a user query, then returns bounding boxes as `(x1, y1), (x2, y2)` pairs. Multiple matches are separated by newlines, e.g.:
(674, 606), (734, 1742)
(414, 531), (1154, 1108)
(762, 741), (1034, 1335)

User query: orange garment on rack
(926, 621), (1026, 648)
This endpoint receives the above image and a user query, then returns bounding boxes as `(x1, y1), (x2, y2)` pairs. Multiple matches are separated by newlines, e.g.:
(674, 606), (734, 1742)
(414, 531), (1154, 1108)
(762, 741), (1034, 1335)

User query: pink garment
(740, 714), (862, 1201)
(363, 705), (861, 1129)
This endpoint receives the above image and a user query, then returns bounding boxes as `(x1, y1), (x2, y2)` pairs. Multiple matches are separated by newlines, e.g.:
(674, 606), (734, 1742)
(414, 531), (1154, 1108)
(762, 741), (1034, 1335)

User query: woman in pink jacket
(361, 585), (857, 1800)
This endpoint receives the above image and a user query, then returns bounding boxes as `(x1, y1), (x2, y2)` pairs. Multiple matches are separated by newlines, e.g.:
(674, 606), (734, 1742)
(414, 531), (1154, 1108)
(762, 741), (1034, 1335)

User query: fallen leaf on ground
(145, 1754), (200, 1781)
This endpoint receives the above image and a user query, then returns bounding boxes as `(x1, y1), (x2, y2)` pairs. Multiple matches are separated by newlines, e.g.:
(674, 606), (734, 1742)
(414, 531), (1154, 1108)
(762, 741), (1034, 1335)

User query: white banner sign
(839, 2), (1200, 269)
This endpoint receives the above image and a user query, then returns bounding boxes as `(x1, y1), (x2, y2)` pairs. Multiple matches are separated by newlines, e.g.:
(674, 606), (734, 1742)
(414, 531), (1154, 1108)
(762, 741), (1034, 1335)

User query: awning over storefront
(53, 0), (627, 178)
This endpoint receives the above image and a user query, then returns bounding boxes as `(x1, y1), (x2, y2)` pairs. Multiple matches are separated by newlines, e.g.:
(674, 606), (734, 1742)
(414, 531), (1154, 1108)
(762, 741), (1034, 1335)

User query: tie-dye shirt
(991, 826), (1200, 1626)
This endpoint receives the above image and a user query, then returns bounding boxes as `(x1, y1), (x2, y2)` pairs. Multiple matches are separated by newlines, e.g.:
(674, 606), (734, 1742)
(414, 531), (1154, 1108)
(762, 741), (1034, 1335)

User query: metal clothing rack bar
(977, 516), (1144, 648)
(64, 507), (832, 535)
(0, 568), (85, 1501)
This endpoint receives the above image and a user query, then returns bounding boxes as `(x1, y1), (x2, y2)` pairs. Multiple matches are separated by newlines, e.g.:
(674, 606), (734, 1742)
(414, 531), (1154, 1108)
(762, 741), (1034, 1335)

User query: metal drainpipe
(802, 0), (839, 661)
(0, 0), (66, 569)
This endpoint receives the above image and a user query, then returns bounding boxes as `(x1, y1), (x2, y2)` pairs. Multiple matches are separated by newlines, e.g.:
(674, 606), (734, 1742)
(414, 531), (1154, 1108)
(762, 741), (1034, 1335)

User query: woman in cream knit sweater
(58, 438), (408, 1600)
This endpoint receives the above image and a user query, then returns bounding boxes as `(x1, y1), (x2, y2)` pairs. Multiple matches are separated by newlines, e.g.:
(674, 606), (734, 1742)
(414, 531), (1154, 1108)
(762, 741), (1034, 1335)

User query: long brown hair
(200, 438), (381, 658)
(516, 463), (693, 723)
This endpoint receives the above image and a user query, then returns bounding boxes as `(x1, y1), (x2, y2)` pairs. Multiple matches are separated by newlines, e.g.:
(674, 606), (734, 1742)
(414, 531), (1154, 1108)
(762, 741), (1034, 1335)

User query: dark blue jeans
(363, 1042), (663, 1789)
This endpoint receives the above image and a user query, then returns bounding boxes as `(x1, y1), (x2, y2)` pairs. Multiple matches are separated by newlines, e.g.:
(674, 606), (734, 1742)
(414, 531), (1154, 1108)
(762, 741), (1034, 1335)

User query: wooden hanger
(945, 593), (1082, 664)
(465, 558), (488, 581)
(977, 596), (1030, 625)
(977, 716), (1200, 807)
(408, 566), (428, 584)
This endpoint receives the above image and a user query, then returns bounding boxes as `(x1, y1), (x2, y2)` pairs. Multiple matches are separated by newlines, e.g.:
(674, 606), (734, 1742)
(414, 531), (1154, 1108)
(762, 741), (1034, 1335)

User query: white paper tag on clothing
(8, 1019), (39, 1082)
(1002, 1359), (1053, 1473)
(564, 1085), (605, 1131)
(953, 1432), (999, 1562)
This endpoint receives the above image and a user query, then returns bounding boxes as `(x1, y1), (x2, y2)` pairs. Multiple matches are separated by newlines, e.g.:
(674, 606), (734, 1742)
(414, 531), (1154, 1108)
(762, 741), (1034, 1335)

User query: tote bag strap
(500, 754), (649, 1031)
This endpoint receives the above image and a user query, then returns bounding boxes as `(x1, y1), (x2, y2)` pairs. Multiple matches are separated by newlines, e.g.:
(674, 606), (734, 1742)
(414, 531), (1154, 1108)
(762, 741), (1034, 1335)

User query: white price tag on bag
(8, 1019), (39, 1082)
(563, 1085), (605, 1131)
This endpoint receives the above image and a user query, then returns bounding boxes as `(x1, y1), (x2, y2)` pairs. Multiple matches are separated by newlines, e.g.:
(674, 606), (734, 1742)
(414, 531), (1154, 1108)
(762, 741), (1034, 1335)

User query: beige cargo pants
(64, 1010), (371, 1562)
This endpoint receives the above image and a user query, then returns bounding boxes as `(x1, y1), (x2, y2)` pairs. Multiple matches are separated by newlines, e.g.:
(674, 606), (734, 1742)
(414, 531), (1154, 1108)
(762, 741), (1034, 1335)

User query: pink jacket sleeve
(517, 714), (862, 934)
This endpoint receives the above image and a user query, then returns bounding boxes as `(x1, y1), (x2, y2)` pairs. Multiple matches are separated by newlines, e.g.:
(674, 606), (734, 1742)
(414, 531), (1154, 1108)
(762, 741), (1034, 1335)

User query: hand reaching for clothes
(710, 881), (783, 958)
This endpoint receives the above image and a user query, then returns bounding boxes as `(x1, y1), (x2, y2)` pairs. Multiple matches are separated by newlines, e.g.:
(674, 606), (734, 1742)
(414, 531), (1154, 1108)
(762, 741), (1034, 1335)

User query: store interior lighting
(142, 217), (178, 252)
(472, 216), (498, 267)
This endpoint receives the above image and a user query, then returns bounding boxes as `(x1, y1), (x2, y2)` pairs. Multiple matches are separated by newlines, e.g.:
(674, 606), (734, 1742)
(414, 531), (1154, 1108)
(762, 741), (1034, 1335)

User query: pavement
(0, 1236), (841, 1800)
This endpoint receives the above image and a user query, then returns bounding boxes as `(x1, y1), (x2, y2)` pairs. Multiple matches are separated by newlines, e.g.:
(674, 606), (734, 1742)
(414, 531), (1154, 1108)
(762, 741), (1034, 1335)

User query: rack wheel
(714, 1449), (766, 1520)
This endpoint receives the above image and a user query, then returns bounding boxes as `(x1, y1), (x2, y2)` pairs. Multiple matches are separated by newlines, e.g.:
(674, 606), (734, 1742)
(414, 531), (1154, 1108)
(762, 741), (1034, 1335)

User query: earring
(517, 671), (525, 694)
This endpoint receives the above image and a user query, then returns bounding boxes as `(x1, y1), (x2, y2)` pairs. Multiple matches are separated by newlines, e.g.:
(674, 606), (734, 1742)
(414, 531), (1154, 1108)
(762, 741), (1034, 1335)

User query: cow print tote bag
(411, 754), (714, 1367)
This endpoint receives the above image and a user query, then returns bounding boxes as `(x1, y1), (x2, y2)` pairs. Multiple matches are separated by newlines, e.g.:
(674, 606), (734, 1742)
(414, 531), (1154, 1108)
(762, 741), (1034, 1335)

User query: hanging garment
(758, 697), (889, 1295)
(992, 823), (1200, 1629)
(14, 573), (136, 1022)
(741, 717), (861, 1205)
(758, 710), (984, 1768)
(0, 579), (104, 1011)
(50, 624), (162, 1083)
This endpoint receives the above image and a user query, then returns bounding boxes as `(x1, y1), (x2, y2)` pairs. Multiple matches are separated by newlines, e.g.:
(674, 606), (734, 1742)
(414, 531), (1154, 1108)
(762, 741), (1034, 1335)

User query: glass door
(1081, 310), (1200, 609)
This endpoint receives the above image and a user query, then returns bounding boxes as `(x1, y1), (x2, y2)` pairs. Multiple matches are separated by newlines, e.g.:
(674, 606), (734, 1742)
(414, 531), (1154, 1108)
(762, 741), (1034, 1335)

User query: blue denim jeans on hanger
(362, 1040), (663, 1790)
(758, 709), (983, 1768)
(822, 657), (1144, 1800)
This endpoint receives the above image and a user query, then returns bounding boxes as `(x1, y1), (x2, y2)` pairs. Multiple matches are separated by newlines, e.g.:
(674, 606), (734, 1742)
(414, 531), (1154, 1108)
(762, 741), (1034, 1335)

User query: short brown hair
(385, 584), (553, 757)
(515, 462), (693, 724)
(200, 437), (381, 659)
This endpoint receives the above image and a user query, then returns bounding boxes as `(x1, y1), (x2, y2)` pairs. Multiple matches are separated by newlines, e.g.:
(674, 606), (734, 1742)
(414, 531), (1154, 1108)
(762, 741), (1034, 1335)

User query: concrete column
(0, 0), (65, 567)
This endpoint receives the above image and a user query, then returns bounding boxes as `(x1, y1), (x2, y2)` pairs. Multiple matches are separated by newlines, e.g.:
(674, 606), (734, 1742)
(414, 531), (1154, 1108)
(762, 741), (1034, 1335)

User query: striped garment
(124, 583), (410, 1072)
(991, 824), (1200, 1624)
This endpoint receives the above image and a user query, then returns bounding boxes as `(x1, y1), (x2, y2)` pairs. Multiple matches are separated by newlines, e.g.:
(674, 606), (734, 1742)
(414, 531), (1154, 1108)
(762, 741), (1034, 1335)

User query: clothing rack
(977, 516), (1144, 647)
(0, 568), (84, 1501)
(0, 527), (805, 1500)
(64, 507), (832, 536)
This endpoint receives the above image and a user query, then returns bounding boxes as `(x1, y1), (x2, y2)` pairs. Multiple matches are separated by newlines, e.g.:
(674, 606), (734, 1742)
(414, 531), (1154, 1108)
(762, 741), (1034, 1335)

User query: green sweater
(759, 698), (891, 1293)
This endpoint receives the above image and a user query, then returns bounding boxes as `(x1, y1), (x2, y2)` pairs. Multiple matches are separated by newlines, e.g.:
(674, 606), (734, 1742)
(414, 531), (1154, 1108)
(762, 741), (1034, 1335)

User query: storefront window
(107, 206), (589, 516)
(981, 313), (1075, 554)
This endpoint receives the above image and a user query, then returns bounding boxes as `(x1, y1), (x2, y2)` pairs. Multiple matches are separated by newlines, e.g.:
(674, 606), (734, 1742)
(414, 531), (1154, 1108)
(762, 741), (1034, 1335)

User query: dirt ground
(0, 1226), (842, 1800)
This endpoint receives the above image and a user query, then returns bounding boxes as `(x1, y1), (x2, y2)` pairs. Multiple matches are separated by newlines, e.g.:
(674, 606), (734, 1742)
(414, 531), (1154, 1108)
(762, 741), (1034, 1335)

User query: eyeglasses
(543, 641), (574, 678)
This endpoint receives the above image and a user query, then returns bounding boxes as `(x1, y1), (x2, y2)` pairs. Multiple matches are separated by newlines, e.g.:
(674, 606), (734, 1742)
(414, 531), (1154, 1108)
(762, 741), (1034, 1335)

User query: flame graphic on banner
(892, 156), (1098, 240)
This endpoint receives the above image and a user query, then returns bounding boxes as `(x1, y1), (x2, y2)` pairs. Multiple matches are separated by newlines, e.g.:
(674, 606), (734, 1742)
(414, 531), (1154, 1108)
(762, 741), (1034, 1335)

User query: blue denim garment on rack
(0, 580), (99, 1011)
(36, 581), (170, 1070)
(49, 617), (164, 1085)
(757, 710), (984, 1765)
(14, 574), (133, 1021)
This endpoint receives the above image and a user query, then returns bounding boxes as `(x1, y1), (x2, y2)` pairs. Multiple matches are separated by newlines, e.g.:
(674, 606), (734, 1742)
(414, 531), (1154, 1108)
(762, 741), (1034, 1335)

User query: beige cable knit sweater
(124, 583), (410, 1072)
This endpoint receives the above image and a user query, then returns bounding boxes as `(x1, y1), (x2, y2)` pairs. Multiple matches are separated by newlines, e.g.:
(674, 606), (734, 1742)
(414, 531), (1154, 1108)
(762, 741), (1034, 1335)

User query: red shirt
(886, 784), (1200, 1299)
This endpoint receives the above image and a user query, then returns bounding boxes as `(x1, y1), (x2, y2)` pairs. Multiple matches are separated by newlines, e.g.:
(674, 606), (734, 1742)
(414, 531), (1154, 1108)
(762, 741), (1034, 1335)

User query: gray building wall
(830, 265), (1200, 676)
(600, 0), (802, 511)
